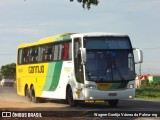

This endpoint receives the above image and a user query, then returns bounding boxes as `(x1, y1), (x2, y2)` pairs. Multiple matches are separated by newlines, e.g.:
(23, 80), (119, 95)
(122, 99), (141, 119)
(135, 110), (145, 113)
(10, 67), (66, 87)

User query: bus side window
(43, 46), (46, 62)
(51, 45), (55, 61)
(68, 41), (72, 60)
(54, 44), (59, 61)
(38, 46), (43, 62)
(30, 47), (38, 63)
(43, 46), (49, 62)
(26, 49), (30, 63)
(22, 48), (29, 64)
(29, 48), (36, 63)
(29, 48), (33, 63)
(18, 49), (23, 64)
(42, 45), (52, 62)
(45, 45), (54, 61)
(63, 42), (69, 60)
(58, 43), (64, 60)
(34, 48), (38, 62)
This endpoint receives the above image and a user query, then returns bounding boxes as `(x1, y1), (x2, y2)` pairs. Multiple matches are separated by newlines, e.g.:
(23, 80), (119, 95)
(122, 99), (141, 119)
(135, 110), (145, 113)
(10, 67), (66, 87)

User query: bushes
(136, 80), (160, 100)
(140, 79), (160, 89)
(136, 88), (160, 98)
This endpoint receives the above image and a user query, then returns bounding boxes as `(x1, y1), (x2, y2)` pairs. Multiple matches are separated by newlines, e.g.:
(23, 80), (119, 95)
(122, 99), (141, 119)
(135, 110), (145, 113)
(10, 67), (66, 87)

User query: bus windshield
(84, 36), (135, 82)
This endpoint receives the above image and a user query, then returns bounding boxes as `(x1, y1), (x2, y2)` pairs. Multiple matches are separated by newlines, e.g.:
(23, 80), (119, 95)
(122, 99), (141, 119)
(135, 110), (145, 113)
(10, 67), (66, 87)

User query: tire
(67, 87), (78, 107)
(25, 88), (32, 102)
(30, 86), (41, 103)
(108, 100), (119, 107)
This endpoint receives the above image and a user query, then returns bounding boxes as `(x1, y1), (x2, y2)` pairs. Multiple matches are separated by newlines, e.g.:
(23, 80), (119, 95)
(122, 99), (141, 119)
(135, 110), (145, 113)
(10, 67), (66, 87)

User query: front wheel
(67, 87), (78, 107)
(108, 100), (119, 107)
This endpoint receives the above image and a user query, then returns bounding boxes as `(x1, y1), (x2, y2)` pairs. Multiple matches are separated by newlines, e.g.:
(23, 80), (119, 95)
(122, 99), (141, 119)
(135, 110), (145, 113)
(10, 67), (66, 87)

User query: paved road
(0, 86), (160, 120)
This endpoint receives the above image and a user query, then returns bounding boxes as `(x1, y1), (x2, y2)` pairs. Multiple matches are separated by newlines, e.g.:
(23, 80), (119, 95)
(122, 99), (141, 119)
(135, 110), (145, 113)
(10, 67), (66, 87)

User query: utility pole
(139, 63), (141, 76)
(139, 63), (141, 87)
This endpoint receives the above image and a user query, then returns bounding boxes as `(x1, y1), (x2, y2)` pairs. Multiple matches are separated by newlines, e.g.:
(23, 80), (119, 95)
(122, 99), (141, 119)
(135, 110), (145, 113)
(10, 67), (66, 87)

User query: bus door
(73, 38), (84, 84)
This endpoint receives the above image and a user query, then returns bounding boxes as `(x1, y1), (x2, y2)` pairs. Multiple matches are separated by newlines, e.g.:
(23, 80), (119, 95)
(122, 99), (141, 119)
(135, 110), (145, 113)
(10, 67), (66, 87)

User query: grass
(135, 80), (160, 101)
(135, 88), (160, 101)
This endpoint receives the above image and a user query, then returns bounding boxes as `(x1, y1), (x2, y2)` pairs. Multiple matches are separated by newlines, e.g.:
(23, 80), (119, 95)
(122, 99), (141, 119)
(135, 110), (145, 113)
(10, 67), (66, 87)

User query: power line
(142, 46), (160, 50)
(0, 53), (16, 55)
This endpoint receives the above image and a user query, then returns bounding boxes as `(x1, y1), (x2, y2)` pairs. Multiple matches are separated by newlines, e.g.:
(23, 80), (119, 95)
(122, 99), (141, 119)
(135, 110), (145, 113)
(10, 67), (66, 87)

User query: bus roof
(18, 33), (74, 48)
(71, 32), (128, 38)
(18, 32), (128, 48)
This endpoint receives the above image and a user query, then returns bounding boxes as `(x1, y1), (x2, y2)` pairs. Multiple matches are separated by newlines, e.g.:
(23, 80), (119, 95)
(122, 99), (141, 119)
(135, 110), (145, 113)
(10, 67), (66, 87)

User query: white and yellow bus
(16, 32), (143, 107)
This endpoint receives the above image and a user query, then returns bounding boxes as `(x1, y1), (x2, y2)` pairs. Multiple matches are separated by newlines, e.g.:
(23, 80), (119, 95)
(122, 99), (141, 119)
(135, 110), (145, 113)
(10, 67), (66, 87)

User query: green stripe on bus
(56, 35), (71, 41)
(43, 62), (63, 91)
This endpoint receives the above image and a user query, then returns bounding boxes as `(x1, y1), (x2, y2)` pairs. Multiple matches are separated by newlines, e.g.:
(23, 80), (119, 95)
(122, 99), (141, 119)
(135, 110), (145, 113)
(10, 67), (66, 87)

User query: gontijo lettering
(28, 65), (44, 73)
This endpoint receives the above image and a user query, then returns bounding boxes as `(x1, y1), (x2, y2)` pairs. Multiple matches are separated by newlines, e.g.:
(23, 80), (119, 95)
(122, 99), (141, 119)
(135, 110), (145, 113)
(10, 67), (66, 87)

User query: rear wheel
(25, 88), (31, 102)
(67, 87), (78, 107)
(30, 86), (41, 103)
(108, 100), (119, 107)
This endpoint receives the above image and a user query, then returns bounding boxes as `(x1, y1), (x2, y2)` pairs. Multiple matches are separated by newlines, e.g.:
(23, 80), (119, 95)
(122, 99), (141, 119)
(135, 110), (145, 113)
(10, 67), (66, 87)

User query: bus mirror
(81, 48), (86, 63)
(133, 48), (143, 64)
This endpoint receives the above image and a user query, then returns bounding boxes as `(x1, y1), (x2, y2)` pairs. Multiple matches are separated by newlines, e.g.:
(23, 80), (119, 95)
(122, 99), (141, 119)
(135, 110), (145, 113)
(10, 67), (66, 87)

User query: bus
(16, 32), (143, 107)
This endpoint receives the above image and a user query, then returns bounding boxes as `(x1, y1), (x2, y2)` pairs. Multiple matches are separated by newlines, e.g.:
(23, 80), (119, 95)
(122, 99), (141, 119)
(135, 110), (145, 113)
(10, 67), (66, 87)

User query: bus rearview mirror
(133, 48), (143, 64)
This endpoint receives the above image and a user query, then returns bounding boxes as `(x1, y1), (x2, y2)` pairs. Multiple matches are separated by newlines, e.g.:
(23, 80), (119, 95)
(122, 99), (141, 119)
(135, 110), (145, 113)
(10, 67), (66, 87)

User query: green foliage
(140, 79), (160, 89)
(0, 63), (16, 79)
(136, 88), (160, 98)
(0, 71), (2, 80)
(136, 79), (160, 101)
(70, 0), (99, 10)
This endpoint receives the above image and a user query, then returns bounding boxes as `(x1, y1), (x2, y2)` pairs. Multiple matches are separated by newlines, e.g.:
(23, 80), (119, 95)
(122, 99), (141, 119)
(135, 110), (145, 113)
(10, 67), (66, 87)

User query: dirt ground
(0, 87), (101, 120)
(0, 87), (160, 120)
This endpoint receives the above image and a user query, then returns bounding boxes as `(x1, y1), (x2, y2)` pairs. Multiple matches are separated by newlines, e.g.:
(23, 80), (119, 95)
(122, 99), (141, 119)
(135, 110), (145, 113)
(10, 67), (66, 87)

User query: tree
(0, 63), (16, 79)
(0, 70), (2, 80)
(70, 0), (99, 10)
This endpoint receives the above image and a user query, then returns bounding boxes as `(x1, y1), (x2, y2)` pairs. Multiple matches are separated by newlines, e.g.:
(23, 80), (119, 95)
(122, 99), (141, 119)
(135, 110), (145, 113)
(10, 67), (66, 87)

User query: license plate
(108, 93), (117, 96)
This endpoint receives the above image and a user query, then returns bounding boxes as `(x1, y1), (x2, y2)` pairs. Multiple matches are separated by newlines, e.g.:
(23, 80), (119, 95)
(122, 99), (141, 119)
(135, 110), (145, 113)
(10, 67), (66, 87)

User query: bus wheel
(108, 100), (119, 107)
(30, 86), (41, 103)
(67, 87), (78, 107)
(25, 88), (31, 102)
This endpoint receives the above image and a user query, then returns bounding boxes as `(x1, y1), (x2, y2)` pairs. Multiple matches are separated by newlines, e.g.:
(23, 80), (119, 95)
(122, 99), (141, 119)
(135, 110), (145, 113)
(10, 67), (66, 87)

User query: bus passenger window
(68, 42), (72, 60)
(18, 49), (23, 64)
(22, 48), (30, 64)
(38, 46), (43, 62)
(54, 44), (59, 61)
(34, 48), (38, 62)
(63, 42), (69, 60)
(58, 44), (64, 60)
(43, 47), (47, 62)
(32, 47), (38, 63)
(29, 47), (38, 63)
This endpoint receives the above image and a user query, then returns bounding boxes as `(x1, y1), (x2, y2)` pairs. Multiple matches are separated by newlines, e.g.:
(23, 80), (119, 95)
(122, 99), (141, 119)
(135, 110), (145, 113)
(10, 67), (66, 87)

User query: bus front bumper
(84, 88), (135, 100)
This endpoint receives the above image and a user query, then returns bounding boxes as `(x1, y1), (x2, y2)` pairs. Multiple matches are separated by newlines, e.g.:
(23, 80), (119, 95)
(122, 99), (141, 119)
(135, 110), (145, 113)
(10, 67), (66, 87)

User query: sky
(0, 0), (160, 74)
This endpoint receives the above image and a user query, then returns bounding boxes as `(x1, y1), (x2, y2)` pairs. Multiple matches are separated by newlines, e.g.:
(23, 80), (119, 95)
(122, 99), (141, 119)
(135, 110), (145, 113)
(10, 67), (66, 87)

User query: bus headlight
(128, 84), (135, 88)
(85, 84), (97, 89)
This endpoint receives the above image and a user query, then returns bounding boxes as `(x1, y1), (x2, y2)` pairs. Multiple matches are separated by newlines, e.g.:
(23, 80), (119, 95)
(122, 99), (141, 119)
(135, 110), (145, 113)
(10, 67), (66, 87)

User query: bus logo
(28, 65), (44, 73)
